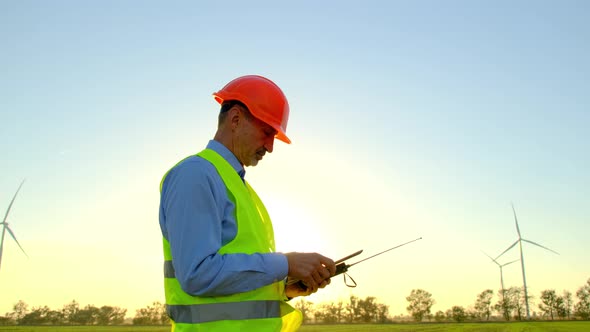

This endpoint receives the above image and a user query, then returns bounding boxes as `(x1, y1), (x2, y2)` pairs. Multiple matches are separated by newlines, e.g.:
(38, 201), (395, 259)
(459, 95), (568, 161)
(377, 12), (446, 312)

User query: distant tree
(44, 309), (62, 325)
(2, 301), (128, 326)
(575, 278), (590, 320)
(497, 286), (527, 321)
(357, 296), (378, 323)
(19, 306), (61, 325)
(133, 301), (168, 325)
(560, 290), (573, 320)
(12, 300), (28, 323)
(315, 301), (343, 323)
(132, 311), (152, 325)
(315, 301), (346, 324)
(495, 289), (508, 320)
(406, 289), (435, 322)
(512, 287), (527, 321)
(375, 303), (389, 323)
(61, 300), (80, 325)
(539, 289), (558, 320)
(467, 307), (479, 321)
(450, 306), (467, 322)
(346, 295), (361, 323)
(293, 299), (315, 323)
(554, 296), (566, 320)
(474, 289), (494, 321)
(444, 308), (452, 320)
(495, 288), (517, 321)
(0, 316), (16, 326)
(330, 301), (344, 323)
(434, 310), (446, 322)
(71, 304), (100, 325)
(97, 306), (126, 325)
(18, 306), (44, 325)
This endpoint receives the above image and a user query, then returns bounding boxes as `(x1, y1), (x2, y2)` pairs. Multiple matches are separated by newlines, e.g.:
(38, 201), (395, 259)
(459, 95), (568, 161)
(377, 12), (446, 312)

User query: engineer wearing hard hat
(159, 75), (336, 331)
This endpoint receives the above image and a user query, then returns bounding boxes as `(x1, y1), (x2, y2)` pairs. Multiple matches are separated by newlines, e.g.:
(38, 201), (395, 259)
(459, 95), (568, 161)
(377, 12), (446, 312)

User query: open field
(301, 322), (590, 331)
(1, 322), (590, 332)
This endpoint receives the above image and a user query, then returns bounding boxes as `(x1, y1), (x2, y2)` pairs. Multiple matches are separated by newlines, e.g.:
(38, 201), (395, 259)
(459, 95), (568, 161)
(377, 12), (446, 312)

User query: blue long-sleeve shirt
(159, 140), (288, 296)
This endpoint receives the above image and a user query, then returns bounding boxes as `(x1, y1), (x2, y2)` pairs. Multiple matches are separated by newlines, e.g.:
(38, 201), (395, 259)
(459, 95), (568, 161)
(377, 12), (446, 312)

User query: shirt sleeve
(160, 157), (289, 296)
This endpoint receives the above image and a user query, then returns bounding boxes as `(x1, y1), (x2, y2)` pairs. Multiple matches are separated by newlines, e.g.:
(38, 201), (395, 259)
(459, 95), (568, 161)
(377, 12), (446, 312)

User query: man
(159, 75), (336, 331)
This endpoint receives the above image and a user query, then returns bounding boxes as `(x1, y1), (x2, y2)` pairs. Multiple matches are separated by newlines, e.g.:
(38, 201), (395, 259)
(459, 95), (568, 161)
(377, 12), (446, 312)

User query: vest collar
(206, 140), (246, 180)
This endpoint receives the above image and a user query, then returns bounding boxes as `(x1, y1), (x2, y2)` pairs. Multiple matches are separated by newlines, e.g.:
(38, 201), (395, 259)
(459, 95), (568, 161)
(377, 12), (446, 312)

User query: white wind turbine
(482, 251), (519, 295)
(495, 203), (559, 320)
(0, 179), (29, 271)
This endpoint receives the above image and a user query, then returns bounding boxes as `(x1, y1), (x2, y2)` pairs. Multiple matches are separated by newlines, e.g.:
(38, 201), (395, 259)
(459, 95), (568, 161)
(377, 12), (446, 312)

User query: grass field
(0, 322), (589, 331)
(300, 321), (590, 331)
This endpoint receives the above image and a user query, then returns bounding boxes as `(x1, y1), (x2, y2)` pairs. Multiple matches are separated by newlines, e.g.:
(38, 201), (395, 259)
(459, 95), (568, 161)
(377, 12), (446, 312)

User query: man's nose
(264, 138), (274, 153)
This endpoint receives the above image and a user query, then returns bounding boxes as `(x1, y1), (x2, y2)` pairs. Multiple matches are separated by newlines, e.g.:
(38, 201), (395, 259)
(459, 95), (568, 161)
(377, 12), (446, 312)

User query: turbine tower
(495, 203), (559, 320)
(482, 251), (519, 294)
(0, 179), (29, 271)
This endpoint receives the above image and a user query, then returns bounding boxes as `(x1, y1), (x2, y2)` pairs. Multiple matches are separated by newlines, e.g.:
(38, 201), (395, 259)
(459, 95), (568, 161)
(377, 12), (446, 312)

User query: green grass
(0, 328), (169, 332)
(299, 321), (590, 332)
(0, 322), (589, 332)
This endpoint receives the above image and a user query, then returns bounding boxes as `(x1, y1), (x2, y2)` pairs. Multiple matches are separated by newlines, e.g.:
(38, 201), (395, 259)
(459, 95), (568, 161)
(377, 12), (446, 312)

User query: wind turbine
(495, 203), (559, 320)
(482, 251), (519, 294)
(0, 179), (29, 271)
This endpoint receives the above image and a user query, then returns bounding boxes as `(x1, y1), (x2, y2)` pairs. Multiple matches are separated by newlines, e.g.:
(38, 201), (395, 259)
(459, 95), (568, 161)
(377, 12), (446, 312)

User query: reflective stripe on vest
(168, 300), (281, 324)
(164, 260), (174, 278)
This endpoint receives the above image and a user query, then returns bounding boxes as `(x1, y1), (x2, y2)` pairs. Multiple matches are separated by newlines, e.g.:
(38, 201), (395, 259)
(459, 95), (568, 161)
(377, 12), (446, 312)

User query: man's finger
(320, 256), (336, 275)
(319, 278), (331, 289)
(305, 277), (318, 293)
(319, 266), (331, 280)
(312, 270), (324, 285)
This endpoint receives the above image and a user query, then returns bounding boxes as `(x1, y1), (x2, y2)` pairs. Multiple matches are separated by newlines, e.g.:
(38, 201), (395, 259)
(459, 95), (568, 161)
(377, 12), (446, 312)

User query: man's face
(232, 107), (278, 167)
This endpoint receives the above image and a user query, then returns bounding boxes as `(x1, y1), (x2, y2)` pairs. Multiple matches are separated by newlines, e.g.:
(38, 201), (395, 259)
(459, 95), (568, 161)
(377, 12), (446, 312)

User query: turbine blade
(511, 203), (521, 238)
(522, 238), (559, 255)
(6, 226), (28, 258)
(502, 259), (520, 267)
(481, 250), (500, 266)
(2, 179), (26, 224)
(495, 240), (519, 260)
(482, 250), (493, 261)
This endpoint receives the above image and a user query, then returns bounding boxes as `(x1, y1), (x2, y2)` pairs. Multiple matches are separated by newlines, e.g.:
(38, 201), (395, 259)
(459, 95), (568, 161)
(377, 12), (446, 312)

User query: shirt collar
(206, 140), (246, 180)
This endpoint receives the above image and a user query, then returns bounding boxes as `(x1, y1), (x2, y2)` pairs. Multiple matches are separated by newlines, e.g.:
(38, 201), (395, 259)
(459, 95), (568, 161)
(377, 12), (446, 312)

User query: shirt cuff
(265, 253), (289, 282)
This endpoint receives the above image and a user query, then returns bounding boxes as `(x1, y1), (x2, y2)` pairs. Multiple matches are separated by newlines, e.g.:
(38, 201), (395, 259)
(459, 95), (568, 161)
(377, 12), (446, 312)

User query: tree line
(0, 300), (168, 326)
(1, 278), (589, 326)
(293, 277), (590, 323)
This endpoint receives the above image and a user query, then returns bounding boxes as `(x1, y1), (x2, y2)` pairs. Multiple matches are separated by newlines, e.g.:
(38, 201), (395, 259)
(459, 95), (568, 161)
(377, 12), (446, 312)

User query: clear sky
(1, 0), (589, 318)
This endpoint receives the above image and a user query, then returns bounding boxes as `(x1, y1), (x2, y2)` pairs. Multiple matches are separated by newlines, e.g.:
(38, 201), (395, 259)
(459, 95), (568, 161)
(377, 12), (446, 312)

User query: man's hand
(284, 252), (336, 295)
(285, 277), (331, 298)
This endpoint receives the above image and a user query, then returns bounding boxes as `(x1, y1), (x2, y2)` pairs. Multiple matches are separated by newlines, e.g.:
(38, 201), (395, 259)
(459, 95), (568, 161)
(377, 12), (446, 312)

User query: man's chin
(246, 153), (265, 167)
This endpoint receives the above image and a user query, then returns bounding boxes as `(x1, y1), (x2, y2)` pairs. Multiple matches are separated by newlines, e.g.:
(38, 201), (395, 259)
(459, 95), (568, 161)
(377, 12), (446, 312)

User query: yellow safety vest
(160, 148), (302, 331)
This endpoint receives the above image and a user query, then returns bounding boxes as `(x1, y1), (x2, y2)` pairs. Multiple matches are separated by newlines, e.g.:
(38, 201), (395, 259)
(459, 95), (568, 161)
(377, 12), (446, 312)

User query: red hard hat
(213, 75), (291, 144)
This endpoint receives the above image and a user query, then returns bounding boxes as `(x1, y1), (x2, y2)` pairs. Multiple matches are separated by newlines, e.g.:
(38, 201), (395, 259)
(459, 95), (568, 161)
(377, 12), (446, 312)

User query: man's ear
(229, 106), (241, 130)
